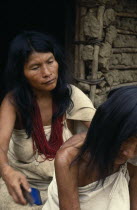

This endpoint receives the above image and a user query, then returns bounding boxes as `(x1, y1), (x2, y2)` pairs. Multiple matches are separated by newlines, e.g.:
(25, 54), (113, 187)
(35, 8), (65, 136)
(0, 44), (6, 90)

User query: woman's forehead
(26, 52), (54, 64)
(28, 52), (54, 60)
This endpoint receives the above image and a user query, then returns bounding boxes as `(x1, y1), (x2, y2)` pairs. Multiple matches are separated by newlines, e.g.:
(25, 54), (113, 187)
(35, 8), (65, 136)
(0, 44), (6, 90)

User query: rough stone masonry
(74, 0), (137, 107)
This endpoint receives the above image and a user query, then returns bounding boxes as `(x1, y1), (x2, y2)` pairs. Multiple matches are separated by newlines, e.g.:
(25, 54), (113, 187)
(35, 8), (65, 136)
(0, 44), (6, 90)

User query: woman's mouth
(43, 78), (56, 85)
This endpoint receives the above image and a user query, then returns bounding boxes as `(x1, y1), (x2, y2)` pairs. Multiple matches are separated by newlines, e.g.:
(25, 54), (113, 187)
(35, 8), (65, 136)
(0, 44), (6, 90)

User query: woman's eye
(48, 60), (54, 64)
(31, 66), (39, 70)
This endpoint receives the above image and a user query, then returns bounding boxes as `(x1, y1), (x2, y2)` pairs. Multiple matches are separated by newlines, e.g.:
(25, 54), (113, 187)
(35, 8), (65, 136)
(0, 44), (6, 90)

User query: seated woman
(43, 86), (137, 210)
(0, 31), (95, 209)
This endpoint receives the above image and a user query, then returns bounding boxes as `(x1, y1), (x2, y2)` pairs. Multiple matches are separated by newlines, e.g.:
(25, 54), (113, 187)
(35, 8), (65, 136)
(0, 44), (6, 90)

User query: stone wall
(74, 0), (137, 107)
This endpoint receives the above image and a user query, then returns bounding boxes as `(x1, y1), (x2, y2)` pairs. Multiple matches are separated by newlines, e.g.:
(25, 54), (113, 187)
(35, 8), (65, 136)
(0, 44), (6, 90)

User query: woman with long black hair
(0, 31), (95, 209)
(43, 86), (137, 210)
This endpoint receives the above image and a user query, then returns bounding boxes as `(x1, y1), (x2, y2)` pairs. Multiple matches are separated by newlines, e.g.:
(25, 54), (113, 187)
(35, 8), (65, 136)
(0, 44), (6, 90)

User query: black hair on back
(79, 86), (137, 181)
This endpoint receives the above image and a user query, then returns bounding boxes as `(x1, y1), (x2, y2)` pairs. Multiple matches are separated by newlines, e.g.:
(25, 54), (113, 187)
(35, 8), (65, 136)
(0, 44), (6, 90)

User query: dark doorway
(0, 0), (75, 96)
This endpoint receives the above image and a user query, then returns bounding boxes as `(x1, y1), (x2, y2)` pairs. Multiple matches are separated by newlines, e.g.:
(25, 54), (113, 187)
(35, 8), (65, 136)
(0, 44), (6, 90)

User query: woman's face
(115, 136), (137, 165)
(24, 52), (59, 94)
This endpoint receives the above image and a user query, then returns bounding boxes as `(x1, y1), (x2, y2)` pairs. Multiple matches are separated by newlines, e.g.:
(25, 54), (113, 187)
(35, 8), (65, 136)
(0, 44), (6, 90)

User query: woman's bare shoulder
(0, 93), (16, 122)
(1, 92), (15, 107)
(55, 133), (86, 167)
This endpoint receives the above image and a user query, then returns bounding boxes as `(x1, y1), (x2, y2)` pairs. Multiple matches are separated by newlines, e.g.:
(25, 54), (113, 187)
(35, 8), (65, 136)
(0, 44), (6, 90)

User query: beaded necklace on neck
(32, 99), (63, 161)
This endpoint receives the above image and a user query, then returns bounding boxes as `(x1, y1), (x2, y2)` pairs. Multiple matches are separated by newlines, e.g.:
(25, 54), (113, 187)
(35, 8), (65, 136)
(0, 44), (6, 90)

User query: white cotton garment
(6, 85), (96, 191)
(42, 164), (130, 210)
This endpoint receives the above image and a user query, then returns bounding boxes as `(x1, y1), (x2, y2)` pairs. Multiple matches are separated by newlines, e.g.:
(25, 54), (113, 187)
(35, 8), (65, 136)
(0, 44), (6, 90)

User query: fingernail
(28, 188), (31, 192)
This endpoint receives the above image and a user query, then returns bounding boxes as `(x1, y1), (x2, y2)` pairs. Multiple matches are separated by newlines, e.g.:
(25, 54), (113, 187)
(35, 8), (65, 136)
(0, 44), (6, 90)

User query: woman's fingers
(13, 189), (27, 205)
(10, 191), (20, 204)
(20, 176), (31, 193)
(8, 185), (26, 204)
(15, 184), (27, 205)
(16, 175), (31, 204)
(7, 178), (27, 204)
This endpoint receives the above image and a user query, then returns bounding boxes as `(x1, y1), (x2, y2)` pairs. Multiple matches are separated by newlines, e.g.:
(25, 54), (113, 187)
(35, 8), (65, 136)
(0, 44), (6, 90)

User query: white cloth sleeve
(66, 85), (96, 122)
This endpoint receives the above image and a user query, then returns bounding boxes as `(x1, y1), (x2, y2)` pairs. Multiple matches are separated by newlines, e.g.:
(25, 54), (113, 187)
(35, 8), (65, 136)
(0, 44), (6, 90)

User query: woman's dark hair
(79, 86), (137, 181)
(4, 31), (72, 137)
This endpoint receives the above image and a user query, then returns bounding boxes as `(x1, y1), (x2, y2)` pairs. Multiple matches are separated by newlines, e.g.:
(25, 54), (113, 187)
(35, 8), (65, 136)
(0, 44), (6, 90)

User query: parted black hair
(79, 86), (137, 181)
(4, 31), (73, 137)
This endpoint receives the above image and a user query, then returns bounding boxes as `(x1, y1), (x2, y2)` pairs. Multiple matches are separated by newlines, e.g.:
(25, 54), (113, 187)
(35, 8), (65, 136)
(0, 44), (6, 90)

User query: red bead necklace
(32, 99), (63, 160)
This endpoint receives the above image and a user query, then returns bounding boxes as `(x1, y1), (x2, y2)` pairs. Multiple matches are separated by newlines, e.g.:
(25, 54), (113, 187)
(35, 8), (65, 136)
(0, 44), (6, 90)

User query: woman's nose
(122, 147), (136, 159)
(41, 65), (51, 77)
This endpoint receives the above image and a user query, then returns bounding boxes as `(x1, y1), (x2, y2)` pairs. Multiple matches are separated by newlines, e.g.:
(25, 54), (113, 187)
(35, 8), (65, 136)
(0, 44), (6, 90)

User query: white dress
(43, 164), (130, 210)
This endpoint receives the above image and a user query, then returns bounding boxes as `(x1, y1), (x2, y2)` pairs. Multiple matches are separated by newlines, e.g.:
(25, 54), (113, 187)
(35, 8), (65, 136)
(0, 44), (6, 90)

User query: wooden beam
(116, 12), (137, 18)
(96, 82), (137, 94)
(74, 77), (104, 85)
(113, 48), (137, 54)
(117, 29), (137, 36)
(109, 65), (137, 70)
(111, 82), (137, 89)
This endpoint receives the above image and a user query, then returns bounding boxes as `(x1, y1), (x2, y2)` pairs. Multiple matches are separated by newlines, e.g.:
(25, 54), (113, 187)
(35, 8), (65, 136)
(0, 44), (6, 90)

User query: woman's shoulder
(70, 84), (89, 96)
(69, 84), (94, 106)
(66, 84), (96, 121)
(0, 93), (17, 133)
(55, 133), (84, 166)
(0, 93), (17, 122)
(1, 92), (15, 109)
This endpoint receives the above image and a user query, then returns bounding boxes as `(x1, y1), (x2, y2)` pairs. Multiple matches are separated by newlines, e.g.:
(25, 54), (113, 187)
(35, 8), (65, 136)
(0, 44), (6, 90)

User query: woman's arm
(0, 95), (30, 205)
(55, 132), (86, 210)
(0, 95), (16, 173)
(127, 163), (137, 210)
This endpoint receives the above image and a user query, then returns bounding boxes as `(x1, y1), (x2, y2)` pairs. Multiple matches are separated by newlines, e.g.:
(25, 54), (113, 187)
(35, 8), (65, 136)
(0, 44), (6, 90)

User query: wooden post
(74, 3), (80, 78)
(79, 7), (87, 79)
(89, 5), (105, 103)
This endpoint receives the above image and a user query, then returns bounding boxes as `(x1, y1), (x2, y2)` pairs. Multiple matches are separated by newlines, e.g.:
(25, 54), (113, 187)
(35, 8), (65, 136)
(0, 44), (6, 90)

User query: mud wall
(74, 0), (137, 107)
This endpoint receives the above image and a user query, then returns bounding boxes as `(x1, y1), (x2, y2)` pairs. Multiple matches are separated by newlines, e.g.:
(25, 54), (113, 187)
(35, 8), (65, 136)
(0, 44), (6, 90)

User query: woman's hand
(1, 165), (31, 205)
